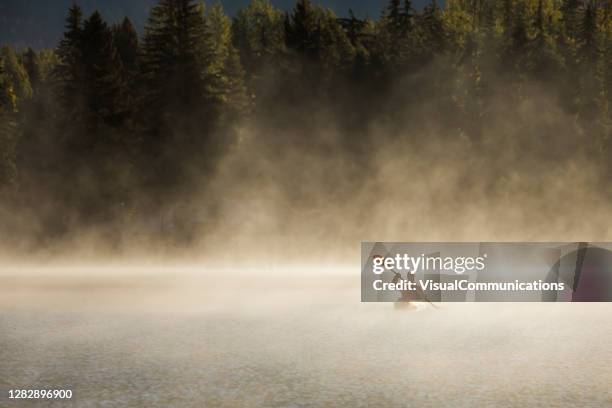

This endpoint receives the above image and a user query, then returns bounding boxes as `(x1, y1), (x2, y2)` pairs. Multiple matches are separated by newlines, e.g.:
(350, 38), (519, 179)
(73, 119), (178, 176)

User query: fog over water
(3, 93), (612, 405)
(1, 265), (611, 407)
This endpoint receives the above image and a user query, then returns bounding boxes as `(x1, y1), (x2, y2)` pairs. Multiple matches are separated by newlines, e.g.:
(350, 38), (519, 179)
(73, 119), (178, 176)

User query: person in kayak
(391, 270), (438, 309)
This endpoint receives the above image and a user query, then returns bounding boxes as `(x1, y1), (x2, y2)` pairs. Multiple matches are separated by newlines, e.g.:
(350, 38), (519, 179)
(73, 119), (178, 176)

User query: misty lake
(1, 266), (611, 407)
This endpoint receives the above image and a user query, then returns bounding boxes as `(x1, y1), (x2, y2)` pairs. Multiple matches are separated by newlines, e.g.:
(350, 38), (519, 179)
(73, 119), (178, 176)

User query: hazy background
(0, 0), (610, 259)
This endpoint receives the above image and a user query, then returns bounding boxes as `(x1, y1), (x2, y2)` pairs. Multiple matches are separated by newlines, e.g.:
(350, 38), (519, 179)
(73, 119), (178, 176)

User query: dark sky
(0, 0), (437, 49)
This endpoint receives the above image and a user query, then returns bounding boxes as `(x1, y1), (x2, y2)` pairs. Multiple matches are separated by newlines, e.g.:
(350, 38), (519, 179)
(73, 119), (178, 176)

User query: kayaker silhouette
(390, 270), (438, 309)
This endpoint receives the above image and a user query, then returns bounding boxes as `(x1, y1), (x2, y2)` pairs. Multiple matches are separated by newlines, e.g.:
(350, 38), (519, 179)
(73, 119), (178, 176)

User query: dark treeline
(0, 0), (611, 248)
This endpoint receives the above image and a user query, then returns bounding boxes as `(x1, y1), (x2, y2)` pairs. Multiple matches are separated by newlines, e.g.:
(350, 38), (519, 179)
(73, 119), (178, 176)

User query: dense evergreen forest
(0, 0), (611, 249)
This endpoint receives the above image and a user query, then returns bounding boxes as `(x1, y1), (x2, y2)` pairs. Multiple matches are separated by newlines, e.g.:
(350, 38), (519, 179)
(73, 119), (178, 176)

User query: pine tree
(110, 18), (140, 130)
(81, 11), (129, 127)
(377, 0), (417, 74)
(387, 0), (403, 33)
(232, 0), (286, 94)
(285, 0), (354, 90)
(112, 15), (141, 125)
(139, 0), (210, 197)
(403, 0), (414, 31)
(201, 4), (249, 113)
(0, 56), (19, 190)
(141, 0), (207, 122)
(112, 17), (140, 75)
(0, 46), (33, 105)
(527, 0), (563, 81)
(21, 48), (43, 93)
(54, 10), (135, 226)
(139, 0), (250, 212)
(55, 4), (85, 116)
(418, 0), (446, 62)
(508, 1), (529, 75)
(285, 0), (320, 60)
